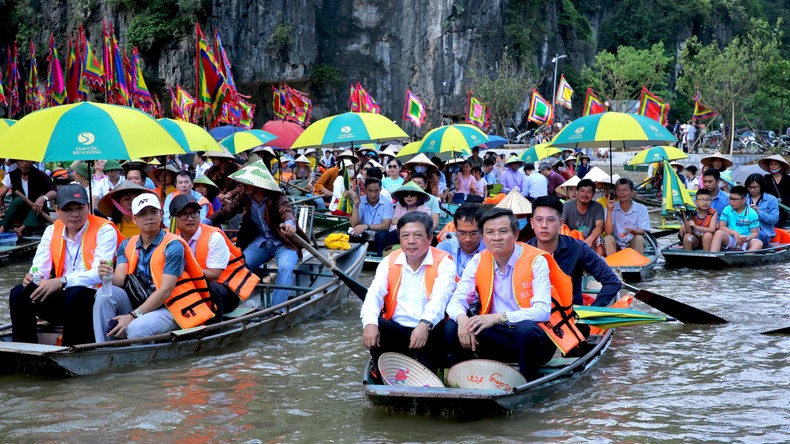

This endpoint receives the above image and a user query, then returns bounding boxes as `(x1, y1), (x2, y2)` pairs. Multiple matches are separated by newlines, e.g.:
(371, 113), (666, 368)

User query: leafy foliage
(310, 63), (343, 90)
(268, 24), (295, 50)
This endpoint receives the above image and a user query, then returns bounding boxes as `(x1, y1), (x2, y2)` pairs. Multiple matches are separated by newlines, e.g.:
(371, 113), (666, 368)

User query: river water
(0, 220), (789, 441)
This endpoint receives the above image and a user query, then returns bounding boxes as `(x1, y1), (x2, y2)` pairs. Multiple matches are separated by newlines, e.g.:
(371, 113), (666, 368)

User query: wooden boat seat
(295, 205), (315, 242)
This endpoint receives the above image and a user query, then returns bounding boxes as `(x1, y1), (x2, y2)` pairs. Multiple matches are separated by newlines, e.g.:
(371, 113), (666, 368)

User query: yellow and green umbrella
(661, 160), (695, 216)
(158, 118), (220, 153)
(0, 102), (185, 161)
(0, 119), (16, 136)
(629, 146), (688, 165)
(291, 112), (408, 149)
(520, 143), (561, 163)
(219, 129), (278, 155)
(397, 124), (488, 159)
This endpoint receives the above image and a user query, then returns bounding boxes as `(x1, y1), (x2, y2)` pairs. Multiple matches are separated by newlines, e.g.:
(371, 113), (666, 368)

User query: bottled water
(31, 267), (41, 285)
(100, 260), (113, 298)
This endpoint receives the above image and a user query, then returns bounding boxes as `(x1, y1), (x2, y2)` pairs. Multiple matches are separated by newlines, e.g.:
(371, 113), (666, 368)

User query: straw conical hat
(379, 147), (397, 158)
(504, 155), (525, 166)
(700, 151), (733, 169)
(294, 154), (310, 164)
(148, 164), (180, 183)
(204, 147), (236, 160)
(378, 353), (444, 388)
(403, 153), (436, 168)
(582, 166), (610, 183)
(564, 155), (577, 163)
(669, 161), (685, 172)
(229, 161), (281, 193)
(194, 175), (219, 191)
(97, 181), (157, 216)
(303, 148), (318, 156)
(368, 159), (385, 172)
(758, 154), (790, 173)
(336, 149), (357, 160)
(557, 175), (581, 190)
(252, 146), (276, 157)
(392, 181), (429, 200)
(495, 190), (532, 215)
(447, 359), (526, 391)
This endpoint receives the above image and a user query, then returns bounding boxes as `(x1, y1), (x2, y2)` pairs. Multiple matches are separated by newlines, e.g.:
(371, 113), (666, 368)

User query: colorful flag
(214, 31), (236, 93)
(661, 159), (695, 216)
(637, 86), (670, 126)
(25, 42), (43, 113)
(583, 88), (607, 116)
(692, 90), (717, 121)
(285, 84), (312, 125)
(555, 74), (573, 109)
(46, 35), (67, 107)
(112, 35), (131, 106)
(238, 98), (255, 129)
(195, 23), (233, 125)
(403, 89), (426, 127)
(337, 166), (354, 215)
(130, 47), (154, 112)
(466, 91), (489, 128)
(174, 85), (196, 122)
(153, 93), (164, 118)
(527, 89), (553, 125)
(348, 82), (380, 114)
(66, 36), (87, 103)
(6, 44), (21, 117)
(272, 85), (286, 119)
(0, 61), (6, 107)
(102, 22), (115, 101)
(80, 25), (103, 90)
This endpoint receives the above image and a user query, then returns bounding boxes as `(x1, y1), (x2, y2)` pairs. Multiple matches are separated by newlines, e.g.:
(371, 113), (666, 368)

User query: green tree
(746, 60), (790, 135)
(581, 43), (672, 112)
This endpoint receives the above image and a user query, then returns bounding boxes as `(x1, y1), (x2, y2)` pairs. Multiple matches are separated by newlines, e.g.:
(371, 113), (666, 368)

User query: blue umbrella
(486, 135), (508, 149)
(209, 125), (245, 141)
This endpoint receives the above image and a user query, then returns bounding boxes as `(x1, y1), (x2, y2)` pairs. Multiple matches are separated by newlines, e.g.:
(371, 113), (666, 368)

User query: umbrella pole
(88, 160), (94, 214)
(609, 141), (613, 179)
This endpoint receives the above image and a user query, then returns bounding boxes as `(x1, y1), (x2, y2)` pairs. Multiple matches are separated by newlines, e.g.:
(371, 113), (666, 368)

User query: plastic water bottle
(100, 260), (113, 298)
(31, 267), (41, 286)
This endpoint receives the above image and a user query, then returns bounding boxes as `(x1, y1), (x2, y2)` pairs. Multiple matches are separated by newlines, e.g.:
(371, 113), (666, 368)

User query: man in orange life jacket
(163, 171), (212, 227)
(360, 212), (457, 372)
(93, 194), (213, 342)
(9, 184), (120, 346)
(169, 194), (260, 317)
(445, 207), (569, 381)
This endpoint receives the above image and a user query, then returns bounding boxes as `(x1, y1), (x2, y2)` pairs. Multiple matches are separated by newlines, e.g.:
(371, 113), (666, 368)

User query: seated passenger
(744, 174), (779, 246)
(348, 178), (394, 257)
(93, 194), (213, 342)
(436, 204), (485, 279)
(561, 179), (605, 255)
(604, 178), (651, 255)
(385, 181), (434, 248)
(470, 166), (487, 201)
(360, 212), (456, 372)
(97, 181), (159, 238)
(679, 189), (718, 251)
(0, 160), (57, 237)
(410, 173), (440, 228)
(162, 171), (212, 227)
(710, 185), (763, 252)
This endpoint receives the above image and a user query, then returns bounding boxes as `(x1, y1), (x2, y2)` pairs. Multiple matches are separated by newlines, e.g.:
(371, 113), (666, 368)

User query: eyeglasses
(177, 211), (200, 220)
(533, 216), (559, 226)
(388, 165), (398, 169)
(403, 192), (420, 197)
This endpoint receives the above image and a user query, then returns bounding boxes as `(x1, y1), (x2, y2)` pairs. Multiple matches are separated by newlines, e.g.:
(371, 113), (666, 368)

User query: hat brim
(97, 182), (157, 216)
(758, 155), (790, 173)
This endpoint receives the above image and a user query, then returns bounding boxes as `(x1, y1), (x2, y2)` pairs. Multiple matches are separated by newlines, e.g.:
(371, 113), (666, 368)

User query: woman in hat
(194, 175), (222, 214)
(98, 181), (158, 238)
(670, 161), (687, 186)
(559, 155), (576, 180)
(149, 164), (179, 203)
(385, 181), (433, 247)
(760, 154), (790, 226)
(382, 158), (405, 194)
(576, 154), (591, 180)
(292, 155), (314, 183)
(700, 152), (733, 174)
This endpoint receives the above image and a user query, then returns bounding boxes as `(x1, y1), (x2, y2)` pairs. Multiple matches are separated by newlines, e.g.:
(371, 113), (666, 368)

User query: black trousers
(444, 319), (556, 381)
(369, 317), (447, 373)
(208, 281), (240, 317)
(9, 284), (96, 346)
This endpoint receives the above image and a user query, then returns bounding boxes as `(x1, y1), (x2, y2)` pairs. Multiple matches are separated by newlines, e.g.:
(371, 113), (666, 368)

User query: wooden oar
(761, 326), (790, 335)
(276, 178), (312, 195)
(289, 229), (369, 300)
(622, 283), (728, 324)
(14, 191), (54, 224)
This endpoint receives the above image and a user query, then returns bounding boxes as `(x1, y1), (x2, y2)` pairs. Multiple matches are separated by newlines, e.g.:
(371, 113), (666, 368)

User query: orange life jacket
(560, 224), (586, 241)
(475, 242), (584, 354)
(124, 232), (214, 328)
(50, 215), (124, 278)
(193, 224), (260, 301)
(382, 247), (451, 320)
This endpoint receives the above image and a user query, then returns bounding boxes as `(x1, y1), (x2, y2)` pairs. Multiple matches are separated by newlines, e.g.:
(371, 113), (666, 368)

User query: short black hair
(532, 195), (564, 217)
(472, 166), (483, 174)
(615, 177), (634, 190)
(729, 185), (747, 198)
(524, 162), (535, 172)
(478, 207), (519, 234)
(366, 166), (383, 180)
(472, 146), (480, 152)
(453, 203), (483, 227)
(364, 178), (382, 189)
(387, 158), (402, 168)
(695, 189), (711, 197)
(397, 211), (433, 236)
(703, 168), (720, 181)
(685, 165), (698, 175)
(744, 173), (765, 192)
(411, 172), (427, 182)
(176, 170), (193, 180)
(576, 178), (595, 192)
(483, 158), (495, 166)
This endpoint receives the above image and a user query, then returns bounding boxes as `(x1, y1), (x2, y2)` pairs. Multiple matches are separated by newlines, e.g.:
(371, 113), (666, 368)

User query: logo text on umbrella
(78, 132), (95, 145)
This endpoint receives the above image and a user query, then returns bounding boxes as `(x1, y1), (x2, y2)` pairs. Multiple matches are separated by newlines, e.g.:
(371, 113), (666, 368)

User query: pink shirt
(456, 174), (474, 194)
(390, 203), (431, 231)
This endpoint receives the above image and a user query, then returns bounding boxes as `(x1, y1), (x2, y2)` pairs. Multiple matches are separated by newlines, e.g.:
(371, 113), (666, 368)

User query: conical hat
(194, 175), (219, 191)
(504, 155), (525, 166)
(564, 155), (577, 163)
(148, 164), (180, 183)
(392, 181), (430, 200)
(700, 151), (733, 169)
(495, 190), (532, 215)
(582, 166), (610, 183)
(97, 181), (157, 216)
(403, 153), (436, 168)
(336, 149), (357, 160)
(758, 154), (790, 173)
(669, 161), (685, 172)
(229, 161), (281, 193)
(303, 148), (318, 156)
(204, 147), (236, 160)
(380, 147), (398, 158)
(447, 359), (526, 391)
(252, 146), (276, 157)
(378, 353), (444, 388)
(557, 175), (581, 190)
(368, 159), (385, 172)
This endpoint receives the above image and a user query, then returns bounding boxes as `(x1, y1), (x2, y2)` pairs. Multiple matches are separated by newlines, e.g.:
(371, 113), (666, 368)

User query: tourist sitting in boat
(685, 165), (700, 191)
(702, 169), (729, 215)
(678, 189), (718, 251)
(312, 161), (340, 210)
(482, 158), (499, 186)
(701, 152), (733, 174)
(562, 179), (605, 256)
(500, 156), (528, 196)
(122, 159), (155, 190)
(382, 158), (404, 194)
(670, 162), (687, 186)
(94, 160), (125, 198)
(162, 171), (212, 227)
(70, 162), (101, 209)
(559, 155), (576, 180)
(207, 161), (307, 309)
(406, 173), (440, 229)
(759, 154), (790, 227)
(170, 194), (259, 317)
(744, 174), (779, 247)
(93, 194), (213, 342)
(320, 150), (335, 170)
(360, 212), (456, 373)
(10, 185), (121, 346)
(0, 160), (56, 237)
(385, 181), (434, 248)
(528, 163), (550, 201)
(604, 178), (652, 256)
(467, 146), (484, 169)
(446, 208), (581, 381)
(556, 175), (579, 201)
(436, 204), (485, 279)
(452, 161), (476, 204)
(469, 166), (487, 202)
(528, 196), (621, 310)
(193, 151), (213, 178)
(348, 178), (394, 257)
(149, 164), (179, 203)
(431, 169), (450, 202)
(203, 149), (241, 212)
(576, 154), (591, 180)
(710, 185), (762, 252)
(193, 175), (222, 215)
(97, 181), (158, 239)
(329, 153), (361, 216)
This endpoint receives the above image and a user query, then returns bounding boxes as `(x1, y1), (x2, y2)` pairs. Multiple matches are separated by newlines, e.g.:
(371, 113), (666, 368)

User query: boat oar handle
(288, 228), (335, 269)
(14, 190), (55, 224)
(276, 178), (313, 194)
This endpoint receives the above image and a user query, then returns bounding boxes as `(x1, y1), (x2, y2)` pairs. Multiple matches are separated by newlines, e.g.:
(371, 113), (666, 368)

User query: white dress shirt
(30, 220), (119, 289)
(186, 226), (230, 269)
(446, 244), (551, 324)
(195, 161), (213, 178)
(360, 248), (457, 328)
(527, 173), (549, 200)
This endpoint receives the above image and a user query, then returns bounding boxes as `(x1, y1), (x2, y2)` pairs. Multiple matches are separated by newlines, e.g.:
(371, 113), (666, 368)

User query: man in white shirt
(8, 184), (120, 346)
(526, 162), (548, 201)
(360, 212), (456, 372)
(193, 152), (213, 179)
(445, 208), (567, 381)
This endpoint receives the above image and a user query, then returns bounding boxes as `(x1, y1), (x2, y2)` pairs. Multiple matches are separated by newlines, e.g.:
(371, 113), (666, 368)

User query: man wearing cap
(8, 184), (121, 346)
(500, 156), (528, 196)
(436, 204), (485, 279)
(0, 160), (57, 237)
(170, 194), (260, 317)
(93, 194), (213, 341)
(604, 178), (652, 255)
(162, 171), (212, 227)
(361, 212), (456, 372)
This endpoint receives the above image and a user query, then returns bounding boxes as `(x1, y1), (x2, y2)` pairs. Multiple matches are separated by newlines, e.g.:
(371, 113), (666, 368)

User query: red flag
(637, 86), (670, 125)
(583, 88), (607, 116)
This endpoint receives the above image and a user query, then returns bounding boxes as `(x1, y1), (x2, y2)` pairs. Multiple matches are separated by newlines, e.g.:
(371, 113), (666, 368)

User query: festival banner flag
(583, 88), (607, 116)
(692, 90), (717, 121)
(214, 31), (236, 93)
(25, 42), (43, 113)
(113, 37), (132, 106)
(238, 98), (255, 129)
(176, 85), (196, 122)
(195, 23), (233, 125)
(403, 89), (426, 127)
(153, 93), (164, 118)
(349, 82), (380, 114)
(66, 36), (87, 103)
(6, 44), (21, 117)
(465, 91), (489, 128)
(285, 84), (312, 125)
(46, 35), (67, 107)
(555, 74), (573, 109)
(102, 22), (115, 101)
(130, 47), (154, 112)
(637, 86), (670, 126)
(527, 89), (553, 125)
(80, 25), (103, 90)
(0, 61), (6, 107)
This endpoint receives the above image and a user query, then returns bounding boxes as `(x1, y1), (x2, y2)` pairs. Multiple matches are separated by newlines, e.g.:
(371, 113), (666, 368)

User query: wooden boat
(661, 241), (790, 269)
(0, 236), (41, 265)
(612, 232), (659, 284)
(0, 243), (367, 377)
(363, 329), (613, 418)
(631, 193), (661, 207)
(623, 163), (649, 172)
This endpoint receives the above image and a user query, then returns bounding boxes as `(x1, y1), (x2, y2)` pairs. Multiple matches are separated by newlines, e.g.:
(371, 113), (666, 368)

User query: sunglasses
(388, 165), (398, 169)
(403, 192), (420, 197)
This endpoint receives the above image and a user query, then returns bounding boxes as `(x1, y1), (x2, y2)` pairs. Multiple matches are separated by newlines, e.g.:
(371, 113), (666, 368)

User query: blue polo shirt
(358, 196), (394, 225)
(436, 236), (485, 278)
(117, 229), (185, 288)
(710, 189), (730, 215)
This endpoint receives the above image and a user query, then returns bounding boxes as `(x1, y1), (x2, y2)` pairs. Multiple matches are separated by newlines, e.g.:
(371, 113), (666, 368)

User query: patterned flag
(102, 22), (115, 101)
(272, 85), (286, 119)
(46, 35), (67, 107)
(403, 89), (426, 127)
(25, 42), (43, 113)
(112, 36), (131, 106)
(175, 85), (196, 122)
(527, 89), (553, 125)
(6, 44), (21, 117)
(153, 93), (164, 118)
(555, 75), (573, 109)
(80, 25), (104, 90)
(130, 47), (154, 112)
(583, 88), (607, 116)
(195, 23), (232, 125)
(637, 86), (670, 126)
(285, 84), (312, 125)
(0, 61), (6, 106)
(66, 36), (87, 103)
(692, 90), (717, 121)
(465, 91), (489, 128)
(238, 99), (255, 129)
(214, 31), (236, 93)
(349, 82), (380, 114)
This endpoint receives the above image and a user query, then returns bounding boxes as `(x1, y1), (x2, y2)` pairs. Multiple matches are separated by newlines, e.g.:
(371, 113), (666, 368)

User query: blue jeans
(244, 239), (299, 307)
(313, 196), (327, 210)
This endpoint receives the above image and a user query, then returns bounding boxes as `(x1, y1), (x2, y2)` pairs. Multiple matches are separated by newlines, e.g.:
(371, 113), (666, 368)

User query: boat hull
(612, 233), (658, 284)
(661, 242), (790, 269)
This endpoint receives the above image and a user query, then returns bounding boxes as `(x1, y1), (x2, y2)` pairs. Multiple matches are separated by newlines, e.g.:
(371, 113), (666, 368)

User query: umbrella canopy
(158, 118), (220, 153)
(551, 112), (677, 150)
(262, 120), (305, 149)
(520, 143), (561, 163)
(395, 141), (423, 159)
(219, 129), (279, 155)
(662, 160), (695, 215)
(208, 125), (245, 141)
(0, 102), (185, 162)
(485, 135), (508, 149)
(629, 146), (688, 165)
(412, 124), (488, 158)
(291, 112), (408, 149)
(0, 119), (16, 136)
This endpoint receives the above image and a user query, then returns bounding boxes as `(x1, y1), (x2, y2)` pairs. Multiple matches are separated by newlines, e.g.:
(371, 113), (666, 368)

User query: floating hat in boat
(378, 352), (444, 388)
(495, 190), (532, 216)
(700, 151), (733, 170)
(758, 154), (790, 174)
(229, 160), (281, 193)
(97, 181), (157, 216)
(446, 359), (526, 392)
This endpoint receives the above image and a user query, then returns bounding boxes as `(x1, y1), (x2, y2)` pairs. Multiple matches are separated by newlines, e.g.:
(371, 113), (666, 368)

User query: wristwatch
(130, 308), (144, 319)
(59, 275), (67, 289)
(499, 312), (509, 324)
(419, 319), (434, 330)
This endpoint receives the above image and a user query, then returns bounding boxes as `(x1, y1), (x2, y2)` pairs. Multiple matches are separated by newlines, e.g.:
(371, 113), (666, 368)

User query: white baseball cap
(131, 194), (162, 216)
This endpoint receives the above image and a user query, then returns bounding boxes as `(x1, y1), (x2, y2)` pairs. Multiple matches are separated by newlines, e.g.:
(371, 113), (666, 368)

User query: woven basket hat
(447, 359), (527, 392)
(377, 352), (444, 388)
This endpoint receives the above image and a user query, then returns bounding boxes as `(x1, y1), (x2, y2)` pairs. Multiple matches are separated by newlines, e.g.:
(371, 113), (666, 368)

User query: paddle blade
(761, 326), (790, 335)
(633, 289), (728, 324)
(337, 269), (369, 301)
